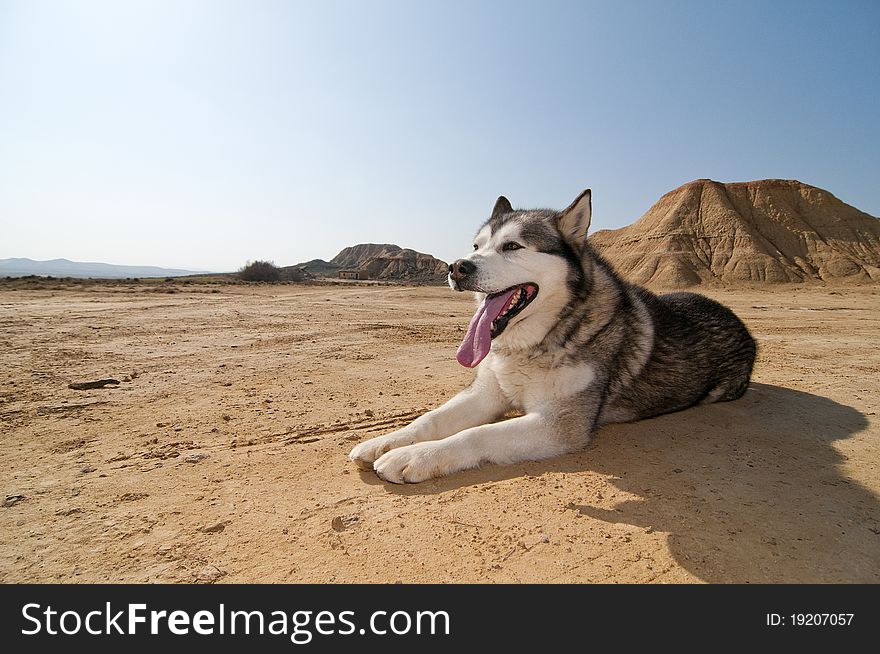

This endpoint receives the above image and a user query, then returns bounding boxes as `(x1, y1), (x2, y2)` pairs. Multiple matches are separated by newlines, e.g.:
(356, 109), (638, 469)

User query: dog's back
(605, 286), (757, 423)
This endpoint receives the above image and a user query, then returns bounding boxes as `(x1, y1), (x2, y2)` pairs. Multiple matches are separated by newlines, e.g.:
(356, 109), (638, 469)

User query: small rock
(119, 492), (149, 502)
(522, 533), (550, 549)
(200, 521), (226, 533)
(122, 376), (132, 383)
(3, 494), (25, 507)
(68, 379), (119, 390)
(184, 453), (208, 463)
(364, 409), (374, 417)
(331, 515), (359, 532)
(195, 565), (226, 583)
(80, 465), (97, 474)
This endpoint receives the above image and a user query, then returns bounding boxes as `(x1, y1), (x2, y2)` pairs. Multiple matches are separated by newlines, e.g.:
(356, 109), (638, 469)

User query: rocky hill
(330, 244), (402, 269)
(358, 248), (449, 282)
(590, 179), (880, 286)
(292, 244), (448, 283)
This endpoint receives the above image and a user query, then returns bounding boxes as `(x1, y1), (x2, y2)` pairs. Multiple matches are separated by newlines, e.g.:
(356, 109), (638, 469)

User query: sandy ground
(0, 281), (878, 583)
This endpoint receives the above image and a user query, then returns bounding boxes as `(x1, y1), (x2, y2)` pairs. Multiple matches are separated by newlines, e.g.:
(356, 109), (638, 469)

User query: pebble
(195, 565), (226, 583)
(184, 453), (208, 463)
(3, 494), (24, 507)
(331, 515), (359, 532)
(521, 533), (550, 549)
(200, 521), (226, 533)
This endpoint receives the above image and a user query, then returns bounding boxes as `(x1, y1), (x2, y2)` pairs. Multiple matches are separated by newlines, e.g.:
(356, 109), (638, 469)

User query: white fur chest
(486, 352), (596, 411)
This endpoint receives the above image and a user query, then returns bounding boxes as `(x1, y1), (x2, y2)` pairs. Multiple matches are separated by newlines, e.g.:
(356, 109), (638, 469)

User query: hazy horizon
(2, 0), (878, 271)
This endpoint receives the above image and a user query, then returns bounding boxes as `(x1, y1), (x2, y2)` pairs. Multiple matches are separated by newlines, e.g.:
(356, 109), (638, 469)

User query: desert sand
(1, 281), (878, 583)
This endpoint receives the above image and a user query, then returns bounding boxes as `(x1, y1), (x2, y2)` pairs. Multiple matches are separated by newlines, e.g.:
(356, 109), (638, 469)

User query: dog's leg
(373, 406), (595, 484)
(349, 368), (510, 468)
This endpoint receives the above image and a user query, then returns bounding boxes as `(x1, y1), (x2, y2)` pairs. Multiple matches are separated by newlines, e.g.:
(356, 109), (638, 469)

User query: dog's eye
(473, 244), (478, 251)
(502, 242), (523, 252)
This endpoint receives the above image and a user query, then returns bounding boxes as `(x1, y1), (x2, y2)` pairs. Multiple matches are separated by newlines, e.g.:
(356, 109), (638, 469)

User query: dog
(349, 189), (757, 483)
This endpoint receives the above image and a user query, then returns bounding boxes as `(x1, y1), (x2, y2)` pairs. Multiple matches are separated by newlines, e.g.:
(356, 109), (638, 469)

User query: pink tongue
(456, 290), (517, 368)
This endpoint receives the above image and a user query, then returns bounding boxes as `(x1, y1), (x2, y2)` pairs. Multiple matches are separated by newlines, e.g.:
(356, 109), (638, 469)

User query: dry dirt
(1, 282), (878, 583)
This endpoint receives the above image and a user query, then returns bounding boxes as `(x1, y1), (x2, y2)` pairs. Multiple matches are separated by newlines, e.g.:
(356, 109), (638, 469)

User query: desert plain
(0, 280), (878, 583)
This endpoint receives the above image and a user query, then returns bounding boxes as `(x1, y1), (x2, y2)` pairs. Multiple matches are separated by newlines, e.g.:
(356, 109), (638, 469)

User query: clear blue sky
(1, 0), (878, 271)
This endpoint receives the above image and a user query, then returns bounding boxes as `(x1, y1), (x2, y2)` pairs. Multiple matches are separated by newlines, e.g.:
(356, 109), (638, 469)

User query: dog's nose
(449, 259), (476, 281)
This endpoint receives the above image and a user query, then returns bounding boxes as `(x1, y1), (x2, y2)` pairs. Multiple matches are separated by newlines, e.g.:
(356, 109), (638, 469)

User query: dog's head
(450, 189), (593, 367)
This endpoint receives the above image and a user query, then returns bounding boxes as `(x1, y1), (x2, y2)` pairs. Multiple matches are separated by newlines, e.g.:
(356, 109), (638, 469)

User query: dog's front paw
(373, 442), (456, 484)
(349, 433), (408, 470)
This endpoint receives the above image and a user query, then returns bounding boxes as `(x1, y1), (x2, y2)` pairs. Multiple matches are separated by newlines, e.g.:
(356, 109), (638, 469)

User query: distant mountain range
(0, 258), (212, 279)
(9, 180), (876, 288)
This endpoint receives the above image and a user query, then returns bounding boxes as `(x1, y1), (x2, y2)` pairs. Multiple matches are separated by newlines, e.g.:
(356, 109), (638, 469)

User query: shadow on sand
(363, 383), (879, 582)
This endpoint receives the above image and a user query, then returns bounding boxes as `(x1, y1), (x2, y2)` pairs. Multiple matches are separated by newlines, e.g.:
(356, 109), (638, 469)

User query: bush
(238, 260), (281, 282)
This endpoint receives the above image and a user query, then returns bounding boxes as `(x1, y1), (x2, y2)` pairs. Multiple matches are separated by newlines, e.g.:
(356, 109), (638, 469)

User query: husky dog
(350, 190), (757, 483)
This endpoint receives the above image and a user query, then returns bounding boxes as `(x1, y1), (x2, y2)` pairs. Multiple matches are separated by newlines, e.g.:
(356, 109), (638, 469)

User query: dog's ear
(491, 196), (513, 220)
(557, 189), (592, 244)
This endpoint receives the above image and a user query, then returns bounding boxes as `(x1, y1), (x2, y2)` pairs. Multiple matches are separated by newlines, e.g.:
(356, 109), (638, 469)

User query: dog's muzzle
(448, 259), (477, 291)
(449, 259), (475, 281)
